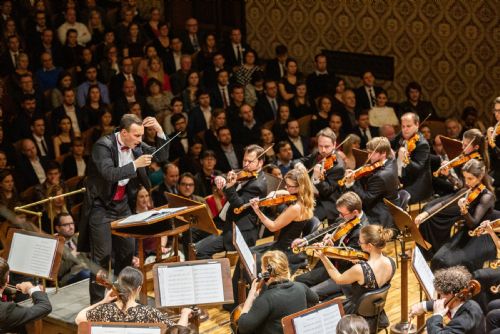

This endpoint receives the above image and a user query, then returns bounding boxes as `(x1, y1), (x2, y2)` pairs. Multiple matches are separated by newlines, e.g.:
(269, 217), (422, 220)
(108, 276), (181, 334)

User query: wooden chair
(354, 284), (391, 334)
(297, 115), (312, 138)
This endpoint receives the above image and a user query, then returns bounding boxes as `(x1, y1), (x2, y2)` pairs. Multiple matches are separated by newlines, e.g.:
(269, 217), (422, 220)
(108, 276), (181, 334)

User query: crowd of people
(0, 0), (499, 333)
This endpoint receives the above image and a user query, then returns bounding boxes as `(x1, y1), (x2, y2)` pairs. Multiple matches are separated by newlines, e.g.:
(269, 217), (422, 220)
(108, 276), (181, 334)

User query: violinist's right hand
(409, 302), (425, 318)
(291, 238), (306, 249)
(487, 127), (494, 139)
(344, 169), (355, 186)
(414, 212), (429, 227)
(102, 289), (117, 304)
(480, 220), (494, 235)
(214, 175), (227, 190)
(322, 233), (333, 246)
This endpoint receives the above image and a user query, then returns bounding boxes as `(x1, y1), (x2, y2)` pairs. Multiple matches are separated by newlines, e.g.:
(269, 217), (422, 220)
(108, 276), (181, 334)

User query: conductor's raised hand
(134, 154), (153, 168)
(142, 116), (163, 135)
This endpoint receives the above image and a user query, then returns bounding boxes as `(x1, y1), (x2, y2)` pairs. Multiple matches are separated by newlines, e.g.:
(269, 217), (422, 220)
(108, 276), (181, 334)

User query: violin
(330, 217), (361, 243)
(461, 184), (485, 214)
(490, 259), (500, 270)
(95, 270), (118, 297)
(338, 161), (384, 187)
(293, 245), (369, 262)
(491, 283), (500, 294)
(233, 194), (297, 214)
(234, 170), (258, 182)
(468, 219), (500, 237)
(433, 152), (481, 177)
(402, 133), (420, 166)
(488, 122), (500, 148)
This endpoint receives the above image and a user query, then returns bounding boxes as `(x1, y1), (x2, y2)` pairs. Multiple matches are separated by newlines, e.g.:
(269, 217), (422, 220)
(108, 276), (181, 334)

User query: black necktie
(236, 45), (242, 65)
(271, 99), (278, 119)
(41, 139), (48, 156)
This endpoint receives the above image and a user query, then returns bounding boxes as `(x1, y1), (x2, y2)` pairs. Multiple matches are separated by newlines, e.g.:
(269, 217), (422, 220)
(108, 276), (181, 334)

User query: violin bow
(241, 143), (275, 172)
(151, 131), (182, 156)
(419, 113), (432, 128)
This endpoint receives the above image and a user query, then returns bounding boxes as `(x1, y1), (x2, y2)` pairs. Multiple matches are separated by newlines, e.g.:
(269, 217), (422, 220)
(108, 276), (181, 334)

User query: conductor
(78, 114), (170, 303)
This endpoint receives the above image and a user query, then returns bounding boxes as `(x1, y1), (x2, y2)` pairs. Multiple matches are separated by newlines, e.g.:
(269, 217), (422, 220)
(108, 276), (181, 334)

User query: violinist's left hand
(458, 198), (468, 215)
(312, 164), (323, 181)
(398, 147), (407, 161)
(226, 170), (237, 188)
(433, 298), (449, 317)
(248, 278), (261, 299)
(102, 289), (117, 304)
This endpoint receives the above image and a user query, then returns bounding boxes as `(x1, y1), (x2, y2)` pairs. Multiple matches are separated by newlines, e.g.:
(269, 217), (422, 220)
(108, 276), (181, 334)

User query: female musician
(316, 224), (395, 330)
(417, 159), (496, 271)
(237, 250), (318, 334)
(409, 266), (484, 333)
(225, 168), (315, 311)
(75, 266), (193, 329)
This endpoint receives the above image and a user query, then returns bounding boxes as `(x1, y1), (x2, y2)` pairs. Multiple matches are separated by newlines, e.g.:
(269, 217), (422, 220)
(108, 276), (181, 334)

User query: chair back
(302, 217), (321, 236)
(356, 283), (391, 317)
(397, 189), (411, 212)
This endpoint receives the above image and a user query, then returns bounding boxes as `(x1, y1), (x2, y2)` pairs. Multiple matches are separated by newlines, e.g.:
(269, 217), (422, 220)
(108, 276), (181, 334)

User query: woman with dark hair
(196, 33), (218, 71)
(0, 169), (19, 210)
(178, 139), (204, 175)
(244, 71), (265, 107)
(461, 106), (486, 135)
(82, 84), (109, 127)
(151, 21), (170, 62)
(41, 184), (68, 234)
(181, 70), (202, 113)
(136, 44), (158, 78)
(89, 109), (115, 146)
(98, 45), (120, 85)
(233, 49), (260, 86)
(278, 58), (303, 101)
(271, 103), (291, 141)
(204, 108), (226, 150)
(51, 71), (74, 109)
(332, 77), (346, 112)
(289, 82), (313, 119)
(123, 22), (145, 60)
(142, 7), (162, 41)
(75, 266), (193, 329)
(145, 78), (173, 116)
(53, 115), (74, 158)
(0, 125), (16, 166)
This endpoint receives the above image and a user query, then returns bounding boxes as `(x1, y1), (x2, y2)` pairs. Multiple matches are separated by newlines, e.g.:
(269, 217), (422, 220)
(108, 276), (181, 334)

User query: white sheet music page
(158, 266), (196, 307)
(7, 233), (57, 278)
(318, 303), (342, 331)
(91, 326), (161, 334)
(412, 247), (435, 299)
(234, 224), (256, 278)
(293, 311), (324, 334)
(192, 262), (224, 304)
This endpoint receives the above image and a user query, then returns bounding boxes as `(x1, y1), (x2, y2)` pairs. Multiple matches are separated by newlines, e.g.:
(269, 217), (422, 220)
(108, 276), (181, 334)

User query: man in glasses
(292, 191), (368, 300)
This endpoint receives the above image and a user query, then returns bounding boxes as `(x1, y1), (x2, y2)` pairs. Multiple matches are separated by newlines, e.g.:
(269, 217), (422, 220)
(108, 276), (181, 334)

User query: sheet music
(8, 233), (57, 278)
(293, 303), (342, 334)
(118, 206), (188, 225)
(412, 247), (435, 299)
(158, 262), (224, 307)
(234, 224), (256, 279)
(91, 326), (161, 334)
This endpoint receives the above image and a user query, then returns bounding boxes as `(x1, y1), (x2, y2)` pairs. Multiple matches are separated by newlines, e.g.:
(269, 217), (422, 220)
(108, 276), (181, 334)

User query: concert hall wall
(244, 0), (499, 120)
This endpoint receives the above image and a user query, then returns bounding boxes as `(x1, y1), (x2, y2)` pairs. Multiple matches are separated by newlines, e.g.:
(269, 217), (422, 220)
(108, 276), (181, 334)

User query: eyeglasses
(180, 183), (194, 187)
(358, 239), (368, 245)
(59, 222), (74, 227)
(285, 183), (298, 189)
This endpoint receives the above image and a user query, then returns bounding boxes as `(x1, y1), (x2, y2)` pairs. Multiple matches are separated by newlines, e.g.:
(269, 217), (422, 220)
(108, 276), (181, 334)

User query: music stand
(384, 198), (431, 334)
(353, 148), (369, 168)
(440, 136), (463, 160)
(78, 322), (167, 334)
(264, 172), (286, 193)
(232, 223), (257, 304)
(281, 298), (345, 334)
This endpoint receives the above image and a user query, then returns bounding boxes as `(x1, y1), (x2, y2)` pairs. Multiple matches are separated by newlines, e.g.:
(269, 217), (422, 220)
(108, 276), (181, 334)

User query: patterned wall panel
(245, 0), (500, 120)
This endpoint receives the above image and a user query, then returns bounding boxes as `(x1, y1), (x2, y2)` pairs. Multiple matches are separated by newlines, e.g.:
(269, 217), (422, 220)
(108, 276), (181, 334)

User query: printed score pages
(412, 246), (436, 299)
(90, 326), (161, 334)
(234, 224), (256, 278)
(158, 262), (225, 307)
(7, 233), (57, 278)
(292, 302), (342, 334)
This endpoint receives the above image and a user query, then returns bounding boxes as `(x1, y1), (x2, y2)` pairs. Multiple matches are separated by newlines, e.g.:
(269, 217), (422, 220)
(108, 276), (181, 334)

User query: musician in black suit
(108, 57), (144, 100)
(293, 192), (368, 299)
(264, 44), (288, 82)
(293, 128), (344, 222)
(392, 112), (432, 203)
(196, 144), (268, 259)
(285, 119), (310, 160)
(221, 28), (251, 68)
(352, 111), (379, 149)
(353, 71), (383, 111)
(0, 259), (52, 333)
(409, 266), (485, 334)
(344, 137), (400, 228)
(78, 114), (170, 303)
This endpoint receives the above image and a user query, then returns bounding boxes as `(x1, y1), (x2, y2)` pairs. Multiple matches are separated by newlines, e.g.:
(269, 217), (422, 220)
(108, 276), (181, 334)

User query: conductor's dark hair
(120, 114), (142, 131)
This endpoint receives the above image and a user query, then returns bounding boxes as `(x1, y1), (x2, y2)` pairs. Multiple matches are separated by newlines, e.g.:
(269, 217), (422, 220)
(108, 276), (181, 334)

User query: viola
(235, 170), (258, 182)
(402, 133), (420, 166)
(445, 280), (481, 308)
(233, 194), (297, 214)
(468, 218), (500, 237)
(95, 270), (118, 297)
(462, 183), (485, 213)
(293, 245), (369, 262)
(433, 152), (481, 177)
(488, 122), (500, 148)
(338, 161), (384, 186)
(330, 217), (361, 243)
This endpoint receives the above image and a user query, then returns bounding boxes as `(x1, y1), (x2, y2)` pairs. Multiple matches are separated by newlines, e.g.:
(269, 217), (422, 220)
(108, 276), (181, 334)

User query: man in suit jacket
(51, 88), (88, 137)
(109, 57), (144, 100)
(410, 266), (485, 334)
(345, 137), (400, 228)
(213, 126), (244, 173)
(196, 144), (268, 259)
(151, 164), (179, 207)
(30, 117), (54, 159)
(210, 69), (231, 109)
(15, 139), (49, 191)
(202, 53), (231, 90)
(255, 80), (281, 124)
(354, 71), (383, 111)
(392, 112), (432, 203)
(179, 17), (203, 55)
(221, 28), (251, 69)
(293, 128), (344, 222)
(170, 55), (193, 95)
(168, 114), (189, 162)
(188, 91), (212, 138)
(353, 111), (379, 149)
(264, 44), (288, 82)
(306, 53), (335, 101)
(285, 119), (310, 160)
(0, 35), (21, 76)
(62, 138), (88, 179)
(112, 80), (152, 124)
(78, 114), (170, 303)
(294, 191), (368, 299)
(0, 259), (52, 333)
